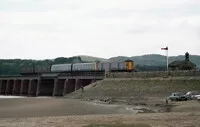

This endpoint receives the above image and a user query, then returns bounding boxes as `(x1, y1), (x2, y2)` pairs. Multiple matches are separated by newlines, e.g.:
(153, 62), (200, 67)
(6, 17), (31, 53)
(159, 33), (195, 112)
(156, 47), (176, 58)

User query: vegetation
(77, 55), (108, 62)
(135, 65), (166, 72)
(67, 78), (200, 100)
(109, 54), (200, 68)
(0, 54), (200, 75)
(0, 56), (83, 76)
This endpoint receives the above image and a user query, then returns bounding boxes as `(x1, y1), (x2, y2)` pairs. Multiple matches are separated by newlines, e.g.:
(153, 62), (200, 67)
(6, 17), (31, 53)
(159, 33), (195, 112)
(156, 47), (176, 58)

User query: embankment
(66, 77), (200, 101)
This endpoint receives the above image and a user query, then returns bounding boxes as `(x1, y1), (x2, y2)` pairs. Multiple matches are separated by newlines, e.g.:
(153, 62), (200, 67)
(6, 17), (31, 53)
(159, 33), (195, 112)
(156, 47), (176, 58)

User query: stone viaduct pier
(0, 73), (104, 97)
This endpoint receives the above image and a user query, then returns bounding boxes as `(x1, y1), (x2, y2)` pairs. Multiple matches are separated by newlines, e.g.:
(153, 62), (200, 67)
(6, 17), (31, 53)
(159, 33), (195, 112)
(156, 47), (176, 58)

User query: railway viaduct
(0, 73), (104, 97)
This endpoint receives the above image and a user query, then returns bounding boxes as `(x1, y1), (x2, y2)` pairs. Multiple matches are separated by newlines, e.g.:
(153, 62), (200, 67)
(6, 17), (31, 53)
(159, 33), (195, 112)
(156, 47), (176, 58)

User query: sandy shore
(0, 112), (199, 127)
(0, 97), (199, 127)
(0, 97), (140, 118)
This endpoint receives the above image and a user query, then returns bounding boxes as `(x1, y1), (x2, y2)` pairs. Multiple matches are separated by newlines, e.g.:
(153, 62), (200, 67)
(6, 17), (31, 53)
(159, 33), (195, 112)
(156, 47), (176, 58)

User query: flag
(161, 47), (168, 50)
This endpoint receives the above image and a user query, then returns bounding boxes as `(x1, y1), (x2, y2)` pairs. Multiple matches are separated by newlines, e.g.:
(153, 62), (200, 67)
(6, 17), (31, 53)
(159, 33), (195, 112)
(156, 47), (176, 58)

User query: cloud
(0, 0), (200, 59)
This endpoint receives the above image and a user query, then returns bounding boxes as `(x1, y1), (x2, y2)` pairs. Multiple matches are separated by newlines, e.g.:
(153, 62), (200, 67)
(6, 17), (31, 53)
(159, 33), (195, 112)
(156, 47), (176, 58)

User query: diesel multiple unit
(21, 60), (134, 74)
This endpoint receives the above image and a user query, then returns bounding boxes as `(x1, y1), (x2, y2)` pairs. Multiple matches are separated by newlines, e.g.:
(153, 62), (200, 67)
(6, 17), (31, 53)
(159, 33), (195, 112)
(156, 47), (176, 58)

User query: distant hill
(0, 56), (109, 76)
(109, 56), (129, 62)
(109, 54), (200, 69)
(77, 55), (108, 62)
(0, 54), (200, 75)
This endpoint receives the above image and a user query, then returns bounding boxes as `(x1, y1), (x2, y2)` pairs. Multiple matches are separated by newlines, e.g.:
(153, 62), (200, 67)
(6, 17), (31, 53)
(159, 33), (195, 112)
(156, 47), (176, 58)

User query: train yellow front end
(125, 60), (134, 72)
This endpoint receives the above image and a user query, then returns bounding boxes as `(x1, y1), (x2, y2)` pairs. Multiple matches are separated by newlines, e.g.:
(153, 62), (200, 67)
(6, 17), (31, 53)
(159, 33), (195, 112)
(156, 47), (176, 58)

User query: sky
(0, 0), (200, 59)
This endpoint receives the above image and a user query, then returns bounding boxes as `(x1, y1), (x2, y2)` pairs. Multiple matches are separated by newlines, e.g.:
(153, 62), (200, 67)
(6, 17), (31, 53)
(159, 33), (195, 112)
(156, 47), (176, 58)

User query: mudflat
(0, 97), (139, 118)
(0, 110), (199, 127)
(0, 97), (199, 127)
(1, 77), (200, 127)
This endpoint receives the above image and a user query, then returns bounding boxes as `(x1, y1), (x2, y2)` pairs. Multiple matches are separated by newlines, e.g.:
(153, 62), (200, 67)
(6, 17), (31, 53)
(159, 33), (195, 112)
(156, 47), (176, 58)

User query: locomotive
(20, 60), (134, 74)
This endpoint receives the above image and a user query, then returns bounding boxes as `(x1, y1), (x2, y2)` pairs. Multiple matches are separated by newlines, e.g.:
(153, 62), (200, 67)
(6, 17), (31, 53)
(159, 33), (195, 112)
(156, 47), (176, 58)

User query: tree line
(0, 57), (82, 76)
(0, 57), (167, 76)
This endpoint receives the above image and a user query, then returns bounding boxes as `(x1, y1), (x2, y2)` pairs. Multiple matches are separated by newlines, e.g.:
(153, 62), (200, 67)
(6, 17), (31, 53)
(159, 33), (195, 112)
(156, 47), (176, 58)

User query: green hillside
(109, 54), (200, 69)
(0, 56), (83, 76)
(77, 55), (108, 62)
(0, 54), (200, 76)
(66, 77), (200, 100)
(0, 56), (109, 76)
(109, 56), (129, 62)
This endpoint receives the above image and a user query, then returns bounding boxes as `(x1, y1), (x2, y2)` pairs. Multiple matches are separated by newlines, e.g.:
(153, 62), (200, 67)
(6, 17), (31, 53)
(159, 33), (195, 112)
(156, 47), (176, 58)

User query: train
(20, 60), (134, 74)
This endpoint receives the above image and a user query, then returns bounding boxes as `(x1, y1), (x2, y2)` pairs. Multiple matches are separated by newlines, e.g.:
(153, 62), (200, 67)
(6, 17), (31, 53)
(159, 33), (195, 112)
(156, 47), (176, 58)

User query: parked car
(194, 94), (200, 101)
(197, 96), (200, 102)
(168, 92), (188, 101)
(185, 91), (200, 100)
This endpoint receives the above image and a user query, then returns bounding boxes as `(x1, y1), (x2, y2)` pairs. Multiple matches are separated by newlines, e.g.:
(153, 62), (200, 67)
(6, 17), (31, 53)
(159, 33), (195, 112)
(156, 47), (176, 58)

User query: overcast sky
(0, 0), (200, 59)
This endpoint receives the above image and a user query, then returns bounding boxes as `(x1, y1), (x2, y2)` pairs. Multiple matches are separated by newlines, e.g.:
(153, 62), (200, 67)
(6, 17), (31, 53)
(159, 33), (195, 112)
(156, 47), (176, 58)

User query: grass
(66, 77), (200, 100)
(85, 123), (151, 127)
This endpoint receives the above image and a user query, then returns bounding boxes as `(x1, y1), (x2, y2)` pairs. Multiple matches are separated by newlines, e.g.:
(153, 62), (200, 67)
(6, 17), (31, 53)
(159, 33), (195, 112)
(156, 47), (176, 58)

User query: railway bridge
(0, 72), (105, 97)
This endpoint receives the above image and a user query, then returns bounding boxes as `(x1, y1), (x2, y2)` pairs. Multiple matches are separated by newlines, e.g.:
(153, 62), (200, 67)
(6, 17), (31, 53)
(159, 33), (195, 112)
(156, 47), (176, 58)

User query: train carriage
(51, 64), (72, 72)
(72, 63), (96, 72)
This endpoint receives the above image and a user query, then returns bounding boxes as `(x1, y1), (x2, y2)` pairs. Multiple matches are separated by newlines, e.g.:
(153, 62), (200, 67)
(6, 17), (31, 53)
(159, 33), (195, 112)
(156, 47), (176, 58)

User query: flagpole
(166, 46), (168, 72)
(161, 46), (169, 72)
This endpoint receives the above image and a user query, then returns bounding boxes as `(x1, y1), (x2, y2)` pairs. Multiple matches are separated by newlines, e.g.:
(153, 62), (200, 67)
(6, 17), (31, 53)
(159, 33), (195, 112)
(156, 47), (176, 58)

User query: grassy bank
(66, 77), (200, 100)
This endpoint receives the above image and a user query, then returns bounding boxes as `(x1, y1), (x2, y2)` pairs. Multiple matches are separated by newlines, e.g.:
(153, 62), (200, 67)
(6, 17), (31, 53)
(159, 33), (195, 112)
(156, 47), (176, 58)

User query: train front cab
(125, 60), (134, 72)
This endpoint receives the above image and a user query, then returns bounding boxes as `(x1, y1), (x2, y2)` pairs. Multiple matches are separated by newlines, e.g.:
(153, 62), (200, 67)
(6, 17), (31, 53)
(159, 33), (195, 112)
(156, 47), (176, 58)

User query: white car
(194, 95), (200, 101)
(185, 91), (200, 100)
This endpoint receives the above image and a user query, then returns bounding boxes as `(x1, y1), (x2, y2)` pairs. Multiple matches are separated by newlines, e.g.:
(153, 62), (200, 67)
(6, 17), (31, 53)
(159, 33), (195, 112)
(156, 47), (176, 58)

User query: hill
(109, 54), (200, 68)
(77, 55), (108, 62)
(0, 56), (104, 76)
(109, 56), (129, 62)
(1, 54), (200, 75)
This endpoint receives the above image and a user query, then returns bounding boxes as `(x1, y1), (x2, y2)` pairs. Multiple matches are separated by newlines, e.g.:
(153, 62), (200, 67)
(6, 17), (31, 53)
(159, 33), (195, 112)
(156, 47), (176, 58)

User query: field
(0, 77), (200, 127)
